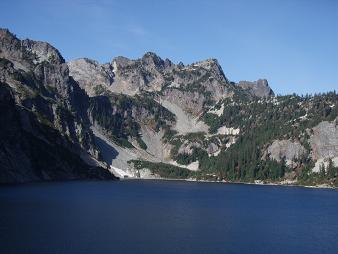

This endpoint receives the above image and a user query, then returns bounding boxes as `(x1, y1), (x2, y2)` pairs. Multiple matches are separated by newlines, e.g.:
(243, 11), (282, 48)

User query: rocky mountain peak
(142, 51), (161, 61)
(190, 58), (228, 83)
(238, 79), (274, 98)
(141, 51), (167, 71)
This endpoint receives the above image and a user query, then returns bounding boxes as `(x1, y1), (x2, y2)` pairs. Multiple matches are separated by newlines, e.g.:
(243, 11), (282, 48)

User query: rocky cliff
(0, 29), (116, 183)
(238, 79), (274, 98)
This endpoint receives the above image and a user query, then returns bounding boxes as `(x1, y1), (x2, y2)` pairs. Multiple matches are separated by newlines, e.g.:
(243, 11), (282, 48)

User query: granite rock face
(310, 118), (338, 160)
(265, 139), (307, 166)
(238, 79), (274, 98)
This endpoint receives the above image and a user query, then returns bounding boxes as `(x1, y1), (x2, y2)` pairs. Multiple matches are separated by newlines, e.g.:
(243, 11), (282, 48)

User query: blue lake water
(0, 180), (338, 254)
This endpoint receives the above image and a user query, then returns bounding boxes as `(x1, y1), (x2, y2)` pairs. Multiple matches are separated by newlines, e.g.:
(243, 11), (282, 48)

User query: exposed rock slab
(265, 139), (306, 166)
(238, 79), (274, 98)
(160, 99), (209, 134)
(310, 119), (338, 160)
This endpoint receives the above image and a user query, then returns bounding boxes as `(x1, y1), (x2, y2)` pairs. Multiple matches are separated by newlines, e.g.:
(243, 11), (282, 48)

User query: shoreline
(121, 176), (337, 190)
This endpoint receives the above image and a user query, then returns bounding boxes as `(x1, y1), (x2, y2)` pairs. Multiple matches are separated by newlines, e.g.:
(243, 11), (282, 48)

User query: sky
(0, 0), (337, 95)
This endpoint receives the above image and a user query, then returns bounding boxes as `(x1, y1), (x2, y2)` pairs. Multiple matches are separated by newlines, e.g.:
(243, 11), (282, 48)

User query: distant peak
(238, 79), (274, 98)
(142, 51), (163, 61)
(190, 58), (228, 82)
(141, 51), (165, 68)
(142, 51), (160, 59)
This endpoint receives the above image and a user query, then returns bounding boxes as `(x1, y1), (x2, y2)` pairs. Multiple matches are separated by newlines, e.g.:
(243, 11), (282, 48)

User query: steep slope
(0, 29), (116, 183)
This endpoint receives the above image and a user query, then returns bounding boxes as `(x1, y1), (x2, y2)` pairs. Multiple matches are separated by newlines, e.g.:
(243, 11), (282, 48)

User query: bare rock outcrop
(265, 139), (307, 166)
(67, 58), (114, 96)
(238, 79), (274, 98)
(310, 118), (338, 160)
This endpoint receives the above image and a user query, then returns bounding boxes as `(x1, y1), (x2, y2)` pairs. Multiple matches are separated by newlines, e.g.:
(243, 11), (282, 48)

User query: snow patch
(110, 166), (134, 178)
(217, 126), (240, 135)
(112, 60), (118, 75)
(169, 160), (200, 171)
(299, 113), (308, 121)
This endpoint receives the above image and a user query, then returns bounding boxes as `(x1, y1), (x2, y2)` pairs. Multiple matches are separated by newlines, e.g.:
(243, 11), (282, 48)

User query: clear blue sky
(1, 0), (337, 95)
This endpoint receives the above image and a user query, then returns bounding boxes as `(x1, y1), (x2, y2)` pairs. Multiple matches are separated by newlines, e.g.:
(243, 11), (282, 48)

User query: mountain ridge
(1, 28), (337, 186)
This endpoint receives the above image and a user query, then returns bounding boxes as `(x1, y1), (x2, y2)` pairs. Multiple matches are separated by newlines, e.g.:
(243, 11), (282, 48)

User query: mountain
(0, 28), (117, 183)
(1, 28), (338, 186)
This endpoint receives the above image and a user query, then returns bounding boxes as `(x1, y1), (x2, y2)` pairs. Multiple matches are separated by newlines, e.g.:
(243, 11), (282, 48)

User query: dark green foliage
(89, 92), (175, 147)
(130, 160), (194, 179)
(163, 127), (178, 142)
(175, 148), (208, 166)
(136, 137), (147, 150)
(203, 113), (221, 133)
(89, 95), (139, 147)
(327, 159), (338, 178)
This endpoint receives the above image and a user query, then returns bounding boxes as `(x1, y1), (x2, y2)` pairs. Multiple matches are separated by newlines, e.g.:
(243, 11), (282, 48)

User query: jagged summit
(68, 52), (237, 99)
(190, 58), (228, 83)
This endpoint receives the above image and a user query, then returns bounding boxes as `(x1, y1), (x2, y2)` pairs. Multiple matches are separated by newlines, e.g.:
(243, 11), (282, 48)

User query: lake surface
(1, 180), (338, 254)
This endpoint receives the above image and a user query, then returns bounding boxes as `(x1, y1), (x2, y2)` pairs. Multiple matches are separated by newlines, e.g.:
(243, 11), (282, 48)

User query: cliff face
(310, 118), (338, 160)
(265, 139), (307, 167)
(238, 79), (274, 98)
(0, 29), (116, 183)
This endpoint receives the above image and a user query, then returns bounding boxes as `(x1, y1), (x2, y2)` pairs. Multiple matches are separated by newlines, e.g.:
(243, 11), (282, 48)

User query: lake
(0, 180), (338, 254)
